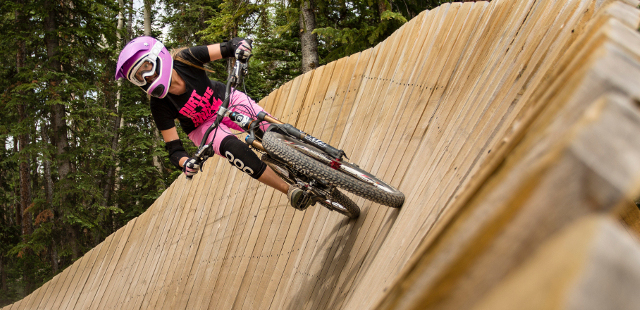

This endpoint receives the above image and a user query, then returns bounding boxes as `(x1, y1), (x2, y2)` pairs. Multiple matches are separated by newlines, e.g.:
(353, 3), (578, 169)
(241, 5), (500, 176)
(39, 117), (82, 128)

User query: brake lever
(193, 143), (214, 172)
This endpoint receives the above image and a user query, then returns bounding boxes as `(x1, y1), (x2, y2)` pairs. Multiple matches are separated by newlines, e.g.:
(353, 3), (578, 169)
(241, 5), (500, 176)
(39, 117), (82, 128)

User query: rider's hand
(233, 38), (252, 61)
(183, 157), (200, 179)
(221, 37), (253, 61)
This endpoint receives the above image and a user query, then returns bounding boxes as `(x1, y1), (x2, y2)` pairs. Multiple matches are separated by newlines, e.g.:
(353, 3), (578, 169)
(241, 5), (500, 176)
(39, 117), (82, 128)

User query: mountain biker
(114, 36), (311, 210)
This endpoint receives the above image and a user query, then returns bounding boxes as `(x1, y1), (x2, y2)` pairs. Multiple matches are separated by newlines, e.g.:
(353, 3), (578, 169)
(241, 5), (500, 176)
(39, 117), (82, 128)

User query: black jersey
(150, 46), (226, 134)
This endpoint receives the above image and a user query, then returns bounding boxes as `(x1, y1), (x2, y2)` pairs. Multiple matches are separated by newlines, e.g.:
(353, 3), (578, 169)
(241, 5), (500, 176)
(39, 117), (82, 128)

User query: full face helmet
(115, 36), (173, 98)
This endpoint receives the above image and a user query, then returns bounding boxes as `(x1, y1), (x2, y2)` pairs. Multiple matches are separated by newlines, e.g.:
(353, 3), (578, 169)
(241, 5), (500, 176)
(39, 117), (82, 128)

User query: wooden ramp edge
(5, 0), (640, 309)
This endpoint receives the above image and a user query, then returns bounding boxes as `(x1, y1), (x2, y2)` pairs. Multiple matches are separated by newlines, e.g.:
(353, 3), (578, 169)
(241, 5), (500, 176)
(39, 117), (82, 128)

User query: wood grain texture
(5, 1), (640, 309)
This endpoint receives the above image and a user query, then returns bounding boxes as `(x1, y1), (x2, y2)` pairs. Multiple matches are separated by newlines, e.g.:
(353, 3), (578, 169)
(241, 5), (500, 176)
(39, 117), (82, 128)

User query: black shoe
(288, 185), (312, 210)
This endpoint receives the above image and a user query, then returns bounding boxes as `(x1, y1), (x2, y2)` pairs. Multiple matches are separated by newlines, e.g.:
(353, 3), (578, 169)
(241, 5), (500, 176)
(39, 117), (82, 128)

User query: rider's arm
(207, 44), (223, 62)
(162, 127), (188, 168)
(215, 38), (252, 61)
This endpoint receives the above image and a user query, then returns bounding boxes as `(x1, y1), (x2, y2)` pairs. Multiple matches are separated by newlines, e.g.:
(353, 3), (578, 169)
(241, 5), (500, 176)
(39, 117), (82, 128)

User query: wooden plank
(85, 218), (137, 310)
(238, 198), (290, 309)
(375, 41), (640, 309)
(327, 49), (371, 146)
(295, 53), (363, 310)
(130, 176), (190, 310)
(110, 179), (179, 309)
(261, 83), (280, 113)
(322, 4), (463, 309)
(192, 171), (254, 308)
(285, 71), (315, 123)
(57, 243), (103, 310)
(388, 11), (640, 296)
(107, 181), (174, 309)
(269, 79), (293, 120)
(64, 228), (119, 310)
(97, 209), (156, 310)
(166, 157), (234, 309)
(473, 216), (640, 310)
(244, 198), (295, 309)
(258, 205), (310, 310)
(145, 162), (217, 309)
(296, 60), (338, 136)
(74, 223), (127, 310)
(280, 72), (311, 123)
(152, 152), (224, 310)
(375, 7), (630, 301)
(207, 178), (270, 308)
(311, 13), (431, 310)
(340, 5), (475, 308)
(183, 160), (246, 309)
(268, 62), (344, 310)
(258, 67), (341, 310)
(230, 65), (332, 309)
(234, 69), (329, 307)
(226, 187), (280, 308)
(46, 261), (81, 309)
(376, 0), (535, 285)
(38, 258), (79, 310)
(278, 58), (354, 310)
(341, 4), (489, 309)
(397, 0), (561, 265)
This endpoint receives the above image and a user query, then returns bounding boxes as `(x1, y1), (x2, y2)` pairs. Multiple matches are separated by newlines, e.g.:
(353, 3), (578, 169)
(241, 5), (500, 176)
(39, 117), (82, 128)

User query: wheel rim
(274, 134), (399, 194)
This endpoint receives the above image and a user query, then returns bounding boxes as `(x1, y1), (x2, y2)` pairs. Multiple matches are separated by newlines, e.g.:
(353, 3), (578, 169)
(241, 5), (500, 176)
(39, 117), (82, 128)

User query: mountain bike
(189, 58), (405, 219)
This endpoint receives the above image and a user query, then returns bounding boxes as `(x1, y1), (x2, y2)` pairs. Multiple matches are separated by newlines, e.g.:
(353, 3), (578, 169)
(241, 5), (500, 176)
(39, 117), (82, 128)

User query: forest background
(0, 0), (456, 306)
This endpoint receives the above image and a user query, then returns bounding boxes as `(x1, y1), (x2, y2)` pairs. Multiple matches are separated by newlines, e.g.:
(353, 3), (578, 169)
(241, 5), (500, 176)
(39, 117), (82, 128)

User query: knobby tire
(262, 132), (404, 208)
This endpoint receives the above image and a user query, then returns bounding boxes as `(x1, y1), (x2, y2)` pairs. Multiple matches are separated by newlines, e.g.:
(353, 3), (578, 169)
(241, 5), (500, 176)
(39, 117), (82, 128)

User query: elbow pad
(220, 41), (234, 58)
(165, 139), (189, 169)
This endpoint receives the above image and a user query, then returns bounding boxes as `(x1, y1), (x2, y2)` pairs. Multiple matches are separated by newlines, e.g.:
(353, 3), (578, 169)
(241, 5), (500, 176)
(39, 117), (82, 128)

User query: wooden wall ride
(5, 0), (640, 309)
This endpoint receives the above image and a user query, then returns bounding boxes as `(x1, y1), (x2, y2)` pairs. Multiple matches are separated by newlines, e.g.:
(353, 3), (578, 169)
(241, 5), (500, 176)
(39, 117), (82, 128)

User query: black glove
(220, 37), (253, 60)
(183, 157), (200, 179)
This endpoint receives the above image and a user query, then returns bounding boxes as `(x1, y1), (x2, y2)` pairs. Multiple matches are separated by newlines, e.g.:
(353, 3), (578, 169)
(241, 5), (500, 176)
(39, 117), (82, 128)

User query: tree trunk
(45, 2), (71, 181)
(143, 0), (164, 175)
(299, 0), (319, 73)
(17, 111), (32, 238)
(143, 0), (152, 35)
(16, 4), (34, 295)
(378, 0), (391, 16)
(0, 255), (6, 292)
(103, 0), (127, 224)
(46, 1), (78, 270)
(41, 124), (58, 274)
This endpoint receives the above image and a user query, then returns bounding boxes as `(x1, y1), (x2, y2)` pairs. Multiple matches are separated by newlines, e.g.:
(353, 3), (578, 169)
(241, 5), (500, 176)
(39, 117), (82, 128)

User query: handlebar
(192, 58), (249, 166)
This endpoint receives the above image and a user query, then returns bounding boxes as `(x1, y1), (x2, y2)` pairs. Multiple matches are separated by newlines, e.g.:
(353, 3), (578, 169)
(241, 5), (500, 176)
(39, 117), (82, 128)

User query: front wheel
(262, 132), (405, 208)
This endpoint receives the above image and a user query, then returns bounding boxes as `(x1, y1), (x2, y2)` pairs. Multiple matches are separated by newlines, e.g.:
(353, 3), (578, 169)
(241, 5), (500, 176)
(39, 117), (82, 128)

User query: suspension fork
(272, 122), (346, 160)
(226, 111), (283, 152)
(231, 110), (346, 160)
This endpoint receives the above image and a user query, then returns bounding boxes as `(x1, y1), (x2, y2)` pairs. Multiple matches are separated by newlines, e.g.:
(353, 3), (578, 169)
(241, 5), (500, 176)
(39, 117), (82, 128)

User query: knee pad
(219, 135), (267, 179)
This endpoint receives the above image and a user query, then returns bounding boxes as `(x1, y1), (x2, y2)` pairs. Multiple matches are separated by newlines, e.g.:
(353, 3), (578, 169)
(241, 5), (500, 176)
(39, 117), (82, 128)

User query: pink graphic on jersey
(178, 87), (222, 127)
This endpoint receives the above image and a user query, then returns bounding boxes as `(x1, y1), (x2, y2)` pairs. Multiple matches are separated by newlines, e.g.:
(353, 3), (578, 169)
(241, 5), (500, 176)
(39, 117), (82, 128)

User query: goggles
(127, 41), (164, 87)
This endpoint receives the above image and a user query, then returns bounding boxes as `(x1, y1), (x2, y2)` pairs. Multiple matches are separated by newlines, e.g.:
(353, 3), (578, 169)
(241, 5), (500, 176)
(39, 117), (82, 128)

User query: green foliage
(312, 1), (408, 62)
(0, 0), (441, 306)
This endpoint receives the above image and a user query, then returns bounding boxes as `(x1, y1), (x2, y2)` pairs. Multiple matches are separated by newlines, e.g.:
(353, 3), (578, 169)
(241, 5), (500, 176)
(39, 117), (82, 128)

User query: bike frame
(192, 59), (346, 167)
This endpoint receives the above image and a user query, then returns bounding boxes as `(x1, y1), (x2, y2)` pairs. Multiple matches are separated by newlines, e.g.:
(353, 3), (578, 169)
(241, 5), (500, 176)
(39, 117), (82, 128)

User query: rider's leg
(188, 123), (289, 192)
(189, 96), (309, 209)
(257, 166), (288, 194)
(225, 89), (272, 132)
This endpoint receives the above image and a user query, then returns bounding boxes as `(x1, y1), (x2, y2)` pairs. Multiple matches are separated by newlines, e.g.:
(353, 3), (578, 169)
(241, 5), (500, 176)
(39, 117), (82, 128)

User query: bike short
(187, 89), (271, 156)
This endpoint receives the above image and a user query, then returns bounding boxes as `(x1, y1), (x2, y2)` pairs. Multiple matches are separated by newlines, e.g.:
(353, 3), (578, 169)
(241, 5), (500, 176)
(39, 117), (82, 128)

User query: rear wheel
(262, 154), (360, 219)
(317, 188), (360, 219)
(262, 132), (404, 208)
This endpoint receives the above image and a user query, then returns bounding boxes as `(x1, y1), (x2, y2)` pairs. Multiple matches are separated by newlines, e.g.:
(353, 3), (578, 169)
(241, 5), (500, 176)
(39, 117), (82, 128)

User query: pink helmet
(115, 36), (173, 98)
